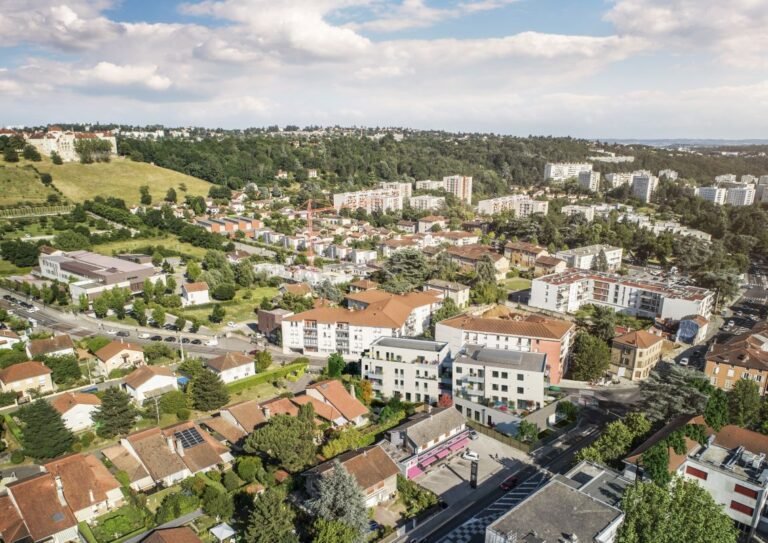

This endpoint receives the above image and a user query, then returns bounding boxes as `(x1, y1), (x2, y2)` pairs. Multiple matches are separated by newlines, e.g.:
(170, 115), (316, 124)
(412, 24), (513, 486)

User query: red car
(500, 476), (519, 491)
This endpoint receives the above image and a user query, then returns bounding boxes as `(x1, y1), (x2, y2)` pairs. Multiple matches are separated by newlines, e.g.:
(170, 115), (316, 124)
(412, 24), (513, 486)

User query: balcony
(366, 371), (384, 380)
(461, 374), (485, 384)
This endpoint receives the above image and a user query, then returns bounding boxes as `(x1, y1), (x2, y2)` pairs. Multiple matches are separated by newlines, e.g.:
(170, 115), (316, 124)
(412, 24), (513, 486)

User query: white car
(138, 333), (151, 339)
(227, 321), (236, 328)
(679, 358), (689, 366)
(106, 329), (118, 335)
(461, 450), (479, 462)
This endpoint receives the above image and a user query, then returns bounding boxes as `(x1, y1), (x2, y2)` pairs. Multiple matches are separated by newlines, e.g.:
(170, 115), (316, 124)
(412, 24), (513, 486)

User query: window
(727, 368), (735, 377)
(501, 385), (508, 392)
(756, 375), (764, 382)
(455, 367), (462, 374)
(685, 466), (708, 480)
(743, 372), (750, 379)
(517, 387), (524, 394)
(492, 384), (499, 391)
(501, 372), (508, 379)
(734, 484), (759, 500)
(517, 374), (524, 381)
(730, 501), (754, 516)
(492, 371), (499, 378)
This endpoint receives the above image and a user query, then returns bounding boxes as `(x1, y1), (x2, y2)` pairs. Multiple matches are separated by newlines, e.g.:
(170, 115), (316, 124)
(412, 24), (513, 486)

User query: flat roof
(456, 345), (546, 373)
(372, 337), (448, 352)
(556, 244), (621, 257)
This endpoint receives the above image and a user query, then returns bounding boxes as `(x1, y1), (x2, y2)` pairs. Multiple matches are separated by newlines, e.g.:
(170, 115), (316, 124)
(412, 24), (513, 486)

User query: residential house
(281, 283), (313, 298)
(94, 341), (145, 376)
(344, 290), (442, 335)
(123, 365), (178, 404)
(51, 392), (101, 432)
(0, 361), (54, 399)
(504, 241), (548, 270)
(141, 527), (203, 543)
(533, 255), (567, 277)
(100, 444), (155, 492)
(610, 330), (664, 381)
(305, 445), (399, 507)
(424, 279), (470, 307)
(704, 322), (768, 394)
(383, 407), (468, 479)
(205, 352), (255, 384)
(181, 282), (210, 307)
(349, 279), (380, 293)
(445, 245), (510, 280)
(676, 315), (710, 345)
(436, 307), (575, 385)
(4, 473), (79, 543)
(26, 335), (75, 359)
(306, 380), (369, 427)
(418, 215), (447, 233)
(397, 220), (416, 234)
(226, 250), (250, 264)
(0, 330), (23, 350)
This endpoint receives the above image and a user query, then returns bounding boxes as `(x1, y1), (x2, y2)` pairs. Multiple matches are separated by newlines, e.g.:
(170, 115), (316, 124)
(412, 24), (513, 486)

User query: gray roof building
(456, 345), (547, 373)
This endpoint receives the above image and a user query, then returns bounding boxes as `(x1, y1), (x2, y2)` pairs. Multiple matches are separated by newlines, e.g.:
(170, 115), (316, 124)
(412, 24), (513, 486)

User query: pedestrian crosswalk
(437, 471), (549, 543)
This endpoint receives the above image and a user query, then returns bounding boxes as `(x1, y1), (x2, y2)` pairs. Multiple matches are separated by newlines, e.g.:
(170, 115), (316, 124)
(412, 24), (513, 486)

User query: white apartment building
(282, 290), (443, 358)
(415, 179), (445, 191)
(716, 174), (737, 183)
(554, 244), (623, 272)
(409, 194), (446, 211)
(26, 126), (117, 162)
(530, 269), (715, 320)
(605, 172), (633, 188)
(443, 175), (473, 204)
(379, 181), (412, 199)
(544, 162), (592, 182)
(659, 169), (679, 180)
(578, 170), (601, 192)
(332, 182), (410, 213)
(589, 154), (635, 163)
(453, 346), (546, 416)
(726, 185), (756, 206)
(362, 337), (451, 404)
(631, 171), (659, 203)
(561, 204), (596, 222)
(695, 186), (727, 205)
(741, 175), (758, 184)
(477, 195), (548, 217)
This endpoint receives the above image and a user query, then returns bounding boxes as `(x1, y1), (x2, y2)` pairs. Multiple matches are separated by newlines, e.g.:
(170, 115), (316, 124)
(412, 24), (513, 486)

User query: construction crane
(305, 199), (336, 260)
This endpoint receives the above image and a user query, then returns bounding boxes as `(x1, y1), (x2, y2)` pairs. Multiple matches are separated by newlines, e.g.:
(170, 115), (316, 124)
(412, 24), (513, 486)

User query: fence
(0, 205), (75, 218)
(465, 419), (537, 453)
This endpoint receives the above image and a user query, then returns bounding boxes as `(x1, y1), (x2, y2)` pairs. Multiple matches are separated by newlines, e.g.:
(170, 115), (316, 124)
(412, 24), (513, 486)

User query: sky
(0, 0), (767, 138)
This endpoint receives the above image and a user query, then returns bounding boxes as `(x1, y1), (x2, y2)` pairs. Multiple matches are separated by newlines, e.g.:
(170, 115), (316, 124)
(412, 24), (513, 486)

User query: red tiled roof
(43, 453), (120, 513)
(6, 473), (77, 541)
(0, 361), (52, 384)
(206, 352), (253, 372)
(308, 380), (368, 422)
(95, 341), (143, 362)
(50, 392), (101, 414)
(123, 365), (174, 389)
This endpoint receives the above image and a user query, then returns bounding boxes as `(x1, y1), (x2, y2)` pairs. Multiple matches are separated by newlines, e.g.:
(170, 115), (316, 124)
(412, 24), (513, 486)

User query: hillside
(0, 165), (60, 206)
(0, 156), (213, 205)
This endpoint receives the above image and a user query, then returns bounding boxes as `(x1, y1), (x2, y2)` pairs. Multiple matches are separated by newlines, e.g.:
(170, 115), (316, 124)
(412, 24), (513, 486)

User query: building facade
(554, 244), (623, 272)
(609, 330), (664, 381)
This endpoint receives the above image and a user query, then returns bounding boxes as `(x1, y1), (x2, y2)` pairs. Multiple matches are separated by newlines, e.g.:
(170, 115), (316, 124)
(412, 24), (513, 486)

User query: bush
(206, 470), (222, 484)
(223, 470), (242, 491)
(10, 450), (25, 464)
(0, 391), (17, 407)
(176, 408), (191, 421)
(235, 456), (266, 483)
(71, 442), (83, 452)
(212, 283), (236, 301)
(80, 431), (96, 447)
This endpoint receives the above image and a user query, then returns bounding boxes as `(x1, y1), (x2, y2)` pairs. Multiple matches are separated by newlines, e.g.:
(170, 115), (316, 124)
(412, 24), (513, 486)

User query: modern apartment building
(605, 172), (633, 188)
(530, 269), (715, 320)
(544, 162), (592, 182)
(38, 248), (162, 300)
(554, 244), (623, 272)
(332, 182), (410, 213)
(453, 345), (547, 423)
(442, 175), (473, 204)
(578, 170), (601, 192)
(361, 337), (451, 404)
(477, 195), (548, 217)
(609, 330), (664, 381)
(414, 179), (445, 191)
(436, 308), (574, 385)
(409, 194), (445, 211)
(561, 204), (596, 222)
(715, 174), (738, 183)
(725, 185), (756, 206)
(695, 186), (728, 205)
(282, 290), (443, 358)
(631, 171), (659, 203)
(659, 169), (679, 180)
(704, 322), (768, 394)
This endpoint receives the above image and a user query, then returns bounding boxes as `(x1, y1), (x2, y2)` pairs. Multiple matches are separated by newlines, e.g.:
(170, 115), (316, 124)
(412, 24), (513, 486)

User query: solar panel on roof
(174, 427), (204, 449)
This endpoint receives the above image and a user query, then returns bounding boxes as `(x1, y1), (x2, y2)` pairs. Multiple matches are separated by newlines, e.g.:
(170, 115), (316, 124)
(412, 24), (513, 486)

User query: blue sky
(0, 0), (767, 138)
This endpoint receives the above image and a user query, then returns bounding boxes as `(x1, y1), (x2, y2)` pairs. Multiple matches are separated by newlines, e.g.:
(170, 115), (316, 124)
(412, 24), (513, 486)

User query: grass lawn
(0, 220), (55, 239)
(0, 164), (59, 206)
(90, 505), (147, 542)
(92, 234), (209, 259)
(503, 277), (532, 291)
(179, 286), (278, 327)
(227, 382), (282, 404)
(0, 260), (31, 276)
(146, 485), (180, 513)
(0, 156), (212, 205)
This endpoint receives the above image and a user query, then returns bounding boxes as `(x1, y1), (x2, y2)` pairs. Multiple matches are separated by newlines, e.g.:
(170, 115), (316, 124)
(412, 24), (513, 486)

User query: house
(418, 215), (447, 233)
(533, 255), (567, 277)
(424, 279), (470, 307)
(676, 314), (710, 345)
(383, 407), (468, 479)
(0, 494), (28, 543)
(51, 392), (101, 432)
(704, 322), (768, 394)
(291, 395), (347, 427)
(305, 445), (399, 507)
(504, 241), (548, 269)
(445, 245), (509, 280)
(306, 380), (369, 427)
(0, 361), (54, 399)
(43, 453), (124, 523)
(4, 473), (79, 543)
(349, 279), (380, 293)
(94, 341), (145, 376)
(226, 250), (250, 264)
(397, 220), (416, 233)
(101, 444), (155, 492)
(610, 330), (664, 381)
(205, 352), (255, 384)
(141, 527), (203, 543)
(123, 365), (178, 404)
(26, 335), (75, 359)
(181, 282), (210, 307)
(281, 282), (313, 298)
(0, 330), (23, 350)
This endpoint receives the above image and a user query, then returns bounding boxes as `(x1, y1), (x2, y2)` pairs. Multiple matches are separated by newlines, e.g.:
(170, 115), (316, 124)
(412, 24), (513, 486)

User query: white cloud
(79, 62), (172, 91)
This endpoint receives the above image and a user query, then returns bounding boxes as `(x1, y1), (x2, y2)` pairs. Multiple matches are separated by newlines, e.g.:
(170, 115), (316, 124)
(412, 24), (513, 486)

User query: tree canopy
(18, 400), (74, 459)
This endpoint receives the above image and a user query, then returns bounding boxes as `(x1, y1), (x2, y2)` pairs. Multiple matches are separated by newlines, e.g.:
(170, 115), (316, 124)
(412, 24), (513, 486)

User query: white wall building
(477, 195), (548, 217)
(26, 127), (117, 162)
(362, 337), (451, 404)
(578, 170), (601, 192)
(544, 162), (592, 182)
(561, 205), (596, 222)
(443, 175), (473, 204)
(659, 169), (679, 180)
(695, 186), (727, 205)
(414, 179), (445, 191)
(726, 185), (756, 206)
(715, 174), (737, 183)
(205, 352), (255, 384)
(631, 171), (659, 203)
(51, 392), (101, 432)
(409, 194), (446, 211)
(123, 366), (178, 404)
(554, 244), (623, 272)
(605, 172), (633, 188)
(181, 282), (211, 306)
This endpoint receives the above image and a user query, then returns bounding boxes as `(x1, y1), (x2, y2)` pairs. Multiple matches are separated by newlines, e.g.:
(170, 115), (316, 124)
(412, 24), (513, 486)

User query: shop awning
(436, 449), (450, 459)
(419, 456), (437, 467)
(450, 438), (469, 451)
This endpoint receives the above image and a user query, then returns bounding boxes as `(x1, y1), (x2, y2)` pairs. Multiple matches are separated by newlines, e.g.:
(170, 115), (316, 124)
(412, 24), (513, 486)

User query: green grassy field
(0, 260), (32, 276)
(503, 277), (532, 291)
(91, 234), (210, 259)
(178, 286), (278, 327)
(0, 165), (59, 206)
(0, 156), (212, 205)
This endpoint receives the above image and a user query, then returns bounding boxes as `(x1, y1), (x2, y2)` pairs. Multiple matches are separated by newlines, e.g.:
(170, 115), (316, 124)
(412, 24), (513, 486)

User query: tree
(244, 488), (298, 543)
(379, 249), (432, 292)
(358, 379), (373, 406)
(516, 420), (539, 442)
(17, 400), (74, 459)
(428, 297), (461, 336)
(569, 331), (610, 381)
(313, 519), (358, 543)
(140, 185), (152, 205)
(617, 478), (737, 543)
(705, 388), (729, 431)
(93, 296), (109, 318)
(639, 365), (711, 422)
(209, 304), (226, 323)
(236, 455), (267, 484)
(244, 411), (316, 471)
(155, 493), (200, 524)
(175, 316), (187, 332)
(159, 390), (188, 415)
(213, 283), (236, 300)
(186, 261), (202, 281)
(315, 280), (342, 303)
(22, 144), (41, 161)
(91, 387), (137, 438)
(132, 298), (147, 326)
(255, 350), (272, 372)
(54, 230), (91, 251)
(51, 151), (63, 165)
(3, 147), (19, 162)
(165, 187), (177, 203)
(191, 369), (230, 411)
(233, 261), (255, 287)
(78, 293), (89, 312)
(575, 413), (650, 466)
(308, 460), (368, 540)
(729, 378), (761, 427)
(166, 275), (177, 294)
(590, 305), (617, 342)
(152, 306), (166, 327)
(202, 486), (233, 520)
(41, 354), (81, 384)
(327, 353), (345, 378)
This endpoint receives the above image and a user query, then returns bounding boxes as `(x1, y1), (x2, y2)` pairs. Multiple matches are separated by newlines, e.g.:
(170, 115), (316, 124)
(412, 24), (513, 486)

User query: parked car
(679, 358), (689, 366)
(164, 336), (176, 342)
(105, 329), (118, 335)
(181, 338), (190, 344)
(461, 450), (479, 462)
(191, 339), (202, 345)
(469, 430), (479, 440)
(116, 331), (130, 337)
(500, 476), (519, 491)
(138, 333), (151, 339)
(150, 335), (163, 341)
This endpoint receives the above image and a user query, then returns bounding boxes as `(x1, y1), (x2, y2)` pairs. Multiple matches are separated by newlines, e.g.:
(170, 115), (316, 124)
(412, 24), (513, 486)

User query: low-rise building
(51, 392), (101, 432)
(3, 473), (79, 543)
(362, 337), (451, 404)
(181, 282), (210, 306)
(306, 379), (369, 427)
(676, 314), (709, 344)
(704, 322), (768, 394)
(0, 330), (23, 350)
(554, 244), (623, 271)
(94, 341), (145, 376)
(504, 241), (548, 270)
(418, 215), (447, 233)
(561, 204), (596, 222)
(409, 195), (445, 211)
(0, 361), (54, 400)
(26, 334), (75, 359)
(609, 330), (664, 381)
(205, 352), (255, 384)
(445, 245), (509, 280)
(305, 445), (400, 507)
(123, 365), (178, 404)
(257, 308), (293, 338)
(424, 279), (470, 307)
(534, 255), (567, 277)
(453, 346), (547, 431)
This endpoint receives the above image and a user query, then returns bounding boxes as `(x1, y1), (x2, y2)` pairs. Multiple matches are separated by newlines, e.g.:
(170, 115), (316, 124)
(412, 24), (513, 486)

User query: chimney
(176, 438), (185, 457)
(348, 383), (355, 398)
(166, 436), (174, 452)
(54, 475), (67, 506)
(262, 406), (271, 420)
(89, 489), (95, 504)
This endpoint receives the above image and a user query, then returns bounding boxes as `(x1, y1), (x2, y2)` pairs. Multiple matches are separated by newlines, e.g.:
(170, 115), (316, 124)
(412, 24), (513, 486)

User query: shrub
(81, 431), (96, 447)
(176, 408), (191, 421)
(212, 283), (236, 301)
(206, 470), (222, 484)
(10, 450), (25, 464)
(223, 470), (241, 491)
(71, 442), (83, 452)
